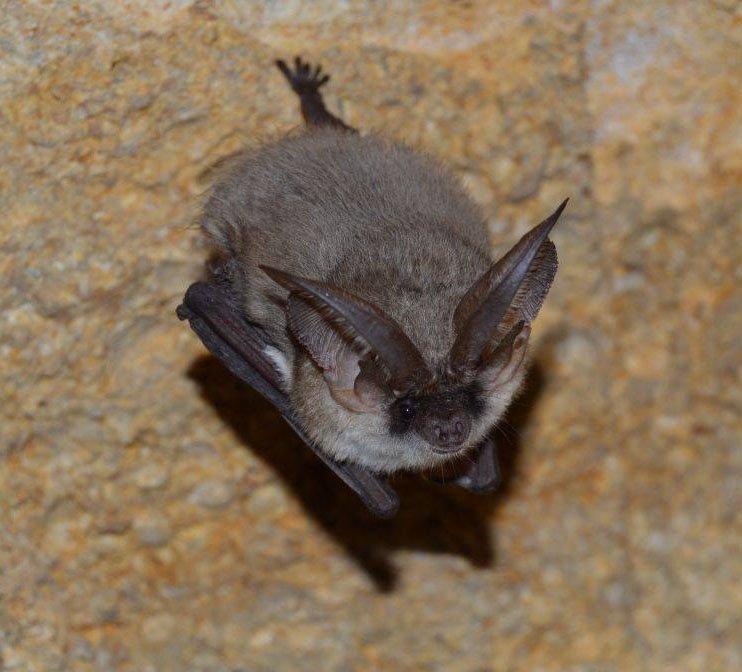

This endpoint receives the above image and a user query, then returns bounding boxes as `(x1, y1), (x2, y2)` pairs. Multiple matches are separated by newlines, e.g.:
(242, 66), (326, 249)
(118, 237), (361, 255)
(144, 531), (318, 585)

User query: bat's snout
(417, 402), (472, 453)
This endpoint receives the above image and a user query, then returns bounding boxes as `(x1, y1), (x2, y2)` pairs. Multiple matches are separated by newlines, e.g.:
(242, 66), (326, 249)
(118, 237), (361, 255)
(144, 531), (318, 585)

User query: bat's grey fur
(200, 126), (544, 473)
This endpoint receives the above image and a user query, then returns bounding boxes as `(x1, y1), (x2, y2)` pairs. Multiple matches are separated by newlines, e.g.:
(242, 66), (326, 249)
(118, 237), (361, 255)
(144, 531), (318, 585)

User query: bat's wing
(177, 281), (400, 518)
(453, 437), (501, 494)
(425, 436), (501, 494)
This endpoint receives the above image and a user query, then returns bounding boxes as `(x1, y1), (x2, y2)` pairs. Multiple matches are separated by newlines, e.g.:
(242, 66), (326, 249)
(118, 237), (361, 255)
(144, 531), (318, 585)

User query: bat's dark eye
(399, 400), (416, 420)
(389, 397), (419, 435)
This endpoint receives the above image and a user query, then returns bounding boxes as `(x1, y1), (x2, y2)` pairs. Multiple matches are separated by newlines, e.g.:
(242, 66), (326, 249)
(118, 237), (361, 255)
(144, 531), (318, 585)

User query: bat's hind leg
(276, 56), (355, 131)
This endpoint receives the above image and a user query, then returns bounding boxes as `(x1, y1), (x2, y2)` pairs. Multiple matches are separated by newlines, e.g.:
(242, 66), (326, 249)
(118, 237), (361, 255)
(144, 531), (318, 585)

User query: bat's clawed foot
(276, 56), (330, 95)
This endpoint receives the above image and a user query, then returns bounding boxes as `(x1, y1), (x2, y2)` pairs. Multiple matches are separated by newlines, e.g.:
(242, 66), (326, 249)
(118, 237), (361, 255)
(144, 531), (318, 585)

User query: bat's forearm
(177, 279), (399, 518)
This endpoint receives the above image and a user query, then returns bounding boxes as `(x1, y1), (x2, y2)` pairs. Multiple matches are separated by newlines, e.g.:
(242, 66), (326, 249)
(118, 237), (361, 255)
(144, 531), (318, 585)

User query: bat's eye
(399, 400), (416, 420)
(389, 397), (420, 435)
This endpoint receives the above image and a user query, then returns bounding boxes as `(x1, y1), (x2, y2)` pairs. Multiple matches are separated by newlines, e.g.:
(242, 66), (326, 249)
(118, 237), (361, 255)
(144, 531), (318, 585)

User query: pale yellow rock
(133, 512), (173, 548)
(141, 614), (177, 644)
(1, 1), (740, 671)
(188, 479), (235, 508)
(132, 460), (171, 490)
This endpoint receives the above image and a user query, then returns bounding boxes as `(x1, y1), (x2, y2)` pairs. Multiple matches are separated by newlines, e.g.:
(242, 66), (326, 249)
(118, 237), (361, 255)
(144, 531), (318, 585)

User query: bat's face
(389, 383), (484, 454)
(265, 200), (565, 473)
(287, 333), (530, 472)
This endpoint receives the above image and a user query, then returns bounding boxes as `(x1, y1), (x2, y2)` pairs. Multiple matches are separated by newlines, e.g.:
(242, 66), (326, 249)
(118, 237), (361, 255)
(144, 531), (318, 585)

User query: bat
(178, 56), (568, 518)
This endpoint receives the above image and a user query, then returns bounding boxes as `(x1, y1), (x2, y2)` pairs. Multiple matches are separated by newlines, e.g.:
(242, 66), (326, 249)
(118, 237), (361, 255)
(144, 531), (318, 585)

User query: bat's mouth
(428, 442), (469, 456)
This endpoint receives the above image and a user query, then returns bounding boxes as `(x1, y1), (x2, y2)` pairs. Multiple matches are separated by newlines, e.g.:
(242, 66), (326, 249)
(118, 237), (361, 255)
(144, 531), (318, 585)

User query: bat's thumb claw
(176, 303), (192, 321)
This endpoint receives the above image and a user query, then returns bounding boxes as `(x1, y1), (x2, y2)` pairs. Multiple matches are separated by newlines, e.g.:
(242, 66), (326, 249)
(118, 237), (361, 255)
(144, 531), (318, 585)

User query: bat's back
(201, 127), (492, 360)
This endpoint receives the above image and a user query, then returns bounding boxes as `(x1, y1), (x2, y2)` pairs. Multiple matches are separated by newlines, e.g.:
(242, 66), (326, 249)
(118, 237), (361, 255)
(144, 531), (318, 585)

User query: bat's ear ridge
(286, 293), (387, 413)
(260, 264), (433, 393)
(477, 320), (531, 390)
(449, 198), (566, 374)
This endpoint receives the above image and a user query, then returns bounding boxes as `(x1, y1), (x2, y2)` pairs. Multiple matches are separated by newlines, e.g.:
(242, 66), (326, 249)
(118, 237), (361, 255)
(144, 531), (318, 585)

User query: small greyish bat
(177, 56), (568, 518)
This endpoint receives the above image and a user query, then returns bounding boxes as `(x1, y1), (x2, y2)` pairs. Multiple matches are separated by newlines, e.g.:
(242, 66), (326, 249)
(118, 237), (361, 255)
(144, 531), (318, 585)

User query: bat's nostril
(433, 424), (451, 443)
(423, 408), (471, 449)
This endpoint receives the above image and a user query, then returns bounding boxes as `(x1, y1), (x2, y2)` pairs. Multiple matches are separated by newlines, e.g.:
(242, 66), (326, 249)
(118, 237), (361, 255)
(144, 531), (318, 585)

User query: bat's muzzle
(416, 401), (472, 453)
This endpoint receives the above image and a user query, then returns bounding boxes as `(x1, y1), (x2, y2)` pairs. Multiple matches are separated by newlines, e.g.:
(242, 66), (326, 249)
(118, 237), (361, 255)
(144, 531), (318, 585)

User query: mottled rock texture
(1, 2), (740, 671)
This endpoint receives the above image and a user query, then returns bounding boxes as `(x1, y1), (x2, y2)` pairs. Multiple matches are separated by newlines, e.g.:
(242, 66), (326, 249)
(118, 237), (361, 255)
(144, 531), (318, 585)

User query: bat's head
(262, 200), (566, 473)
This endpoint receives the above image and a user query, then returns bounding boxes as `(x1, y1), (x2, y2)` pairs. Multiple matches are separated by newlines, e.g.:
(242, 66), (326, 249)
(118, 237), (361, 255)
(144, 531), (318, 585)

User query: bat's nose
(432, 419), (468, 447)
(419, 404), (471, 452)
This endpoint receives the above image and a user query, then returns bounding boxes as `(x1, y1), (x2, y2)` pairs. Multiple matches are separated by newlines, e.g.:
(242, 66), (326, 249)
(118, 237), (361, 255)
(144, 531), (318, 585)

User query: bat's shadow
(188, 356), (545, 592)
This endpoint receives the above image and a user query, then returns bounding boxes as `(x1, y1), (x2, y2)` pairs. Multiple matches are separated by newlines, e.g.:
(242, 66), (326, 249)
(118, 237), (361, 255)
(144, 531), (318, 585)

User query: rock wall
(2, 1), (739, 670)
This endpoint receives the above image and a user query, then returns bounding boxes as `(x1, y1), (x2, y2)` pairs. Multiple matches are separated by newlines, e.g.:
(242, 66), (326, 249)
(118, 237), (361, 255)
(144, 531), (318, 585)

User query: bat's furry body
(202, 129), (523, 471)
(189, 57), (565, 483)
(202, 129), (490, 362)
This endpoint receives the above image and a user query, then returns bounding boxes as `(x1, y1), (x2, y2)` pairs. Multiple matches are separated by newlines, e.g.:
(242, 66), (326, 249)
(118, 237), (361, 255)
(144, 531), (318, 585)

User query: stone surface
(1, 1), (740, 671)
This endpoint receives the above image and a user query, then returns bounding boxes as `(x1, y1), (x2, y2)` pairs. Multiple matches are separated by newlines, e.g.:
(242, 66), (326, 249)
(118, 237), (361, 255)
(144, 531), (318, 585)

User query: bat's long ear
(285, 294), (389, 412)
(449, 199), (567, 378)
(260, 266), (434, 397)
